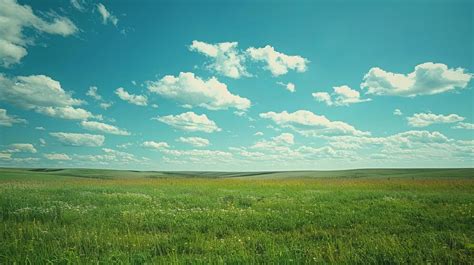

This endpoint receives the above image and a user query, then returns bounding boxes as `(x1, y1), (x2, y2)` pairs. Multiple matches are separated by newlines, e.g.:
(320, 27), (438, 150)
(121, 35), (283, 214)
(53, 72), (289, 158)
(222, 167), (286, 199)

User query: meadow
(0, 168), (473, 264)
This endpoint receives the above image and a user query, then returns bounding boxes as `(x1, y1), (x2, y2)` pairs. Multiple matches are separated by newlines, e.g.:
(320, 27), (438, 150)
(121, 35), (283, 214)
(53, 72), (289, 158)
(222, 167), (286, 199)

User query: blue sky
(0, 0), (473, 170)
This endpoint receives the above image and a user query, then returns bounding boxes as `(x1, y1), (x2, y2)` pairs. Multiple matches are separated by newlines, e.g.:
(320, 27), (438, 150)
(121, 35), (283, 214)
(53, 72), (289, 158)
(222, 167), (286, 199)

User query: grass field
(0, 168), (473, 264)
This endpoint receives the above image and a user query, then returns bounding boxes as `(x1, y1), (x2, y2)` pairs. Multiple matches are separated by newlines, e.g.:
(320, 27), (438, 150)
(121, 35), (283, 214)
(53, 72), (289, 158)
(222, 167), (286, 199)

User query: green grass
(1, 168), (473, 264)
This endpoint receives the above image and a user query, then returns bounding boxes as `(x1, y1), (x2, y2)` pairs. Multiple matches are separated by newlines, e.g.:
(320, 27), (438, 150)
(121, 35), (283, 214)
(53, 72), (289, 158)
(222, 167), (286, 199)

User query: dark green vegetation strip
(0, 168), (473, 264)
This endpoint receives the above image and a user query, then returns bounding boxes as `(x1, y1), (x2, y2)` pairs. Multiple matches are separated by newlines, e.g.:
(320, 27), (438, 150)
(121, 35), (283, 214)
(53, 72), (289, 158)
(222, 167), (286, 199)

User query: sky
(0, 0), (473, 171)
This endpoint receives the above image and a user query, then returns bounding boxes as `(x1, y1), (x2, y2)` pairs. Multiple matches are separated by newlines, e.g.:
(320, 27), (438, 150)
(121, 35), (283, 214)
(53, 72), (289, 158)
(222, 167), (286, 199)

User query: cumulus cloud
(394, 130), (450, 144)
(260, 110), (369, 136)
(393, 109), (403, 116)
(0, 0), (78, 66)
(252, 133), (294, 150)
(0, 74), (97, 120)
(142, 141), (170, 150)
(6, 143), (37, 153)
(50, 132), (105, 146)
(86, 86), (102, 100)
(275, 133), (294, 145)
(80, 120), (130, 135)
(35, 106), (95, 120)
(323, 130), (474, 162)
(99, 102), (113, 109)
(189, 40), (249, 79)
(153, 111), (221, 133)
(361, 62), (472, 97)
(452, 122), (474, 130)
(326, 130), (450, 150)
(44, 153), (71, 160)
(74, 148), (139, 164)
(0, 108), (26, 126)
(313, 85), (370, 106)
(176, 136), (210, 147)
(0, 74), (82, 108)
(407, 113), (465, 127)
(311, 92), (332, 106)
(86, 86), (113, 109)
(115, 87), (148, 106)
(246, 45), (308, 76)
(147, 72), (250, 110)
(97, 3), (118, 26)
(295, 145), (351, 160)
(233, 132), (353, 162)
(163, 149), (233, 160)
(277, 82), (295, 92)
(254, 131), (264, 136)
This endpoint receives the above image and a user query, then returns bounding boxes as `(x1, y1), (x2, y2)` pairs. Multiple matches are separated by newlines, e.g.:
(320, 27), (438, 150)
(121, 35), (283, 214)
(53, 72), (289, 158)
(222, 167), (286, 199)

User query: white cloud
(35, 106), (95, 120)
(189, 40), (249, 79)
(44, 153), (71, 160)
(35, 126), (45, 130)
(332, 86), (371, 105)
(233, 132), (353, 162)
(0, 108), (26, 126)
(147, 72), (250, 110)
(142, 141), (170, 150)
(99, 102), (113, 109)
(326, 131), (452, 157)
(116, 142), (132, 149)
(115, 87), (148, 106)
(162, 149), (233, 162)
(101, 148), (137, 162)
(312, 85), (370, 106)
(252, 133), (294, 150)
(154, 111), (221, 133)
(277, 82), (295, 92)
(393, 109), (403, 116)
(295, 145), (351, 160)
(176, 136), (210, 147)
(70, 0), (85, 11)
(254, 131), (264, 136)
(80, 120), (130, 136)
(229, 147), (266, 160)
(234, 111), (246, 117)
(0, 74), (97, 120)
(87, 86), (113, 109)
(6, 143), (36, 153)
(452, 122), (474, 130)
(86, 86), (102, 100)
(6, 157), (39, 163)
(407, 113), (465, 127)
(323, 130), (474, 162)
(260, 110), (369, 137)
(50, 132), (105, 146)
(0, 74), (82, 108)
(96, 3), (118, 26)
(312, 92), (332, 106)
(393, 130), (450, 144)
(0, 0), (78, 66)
(0, 152), (12, 160)
(361, 62), (472, 97)
(74, 148), (139, 164)
(274, 133), (294, 145)
(246, 45), (308, 76)
(39, 138), (46, 146)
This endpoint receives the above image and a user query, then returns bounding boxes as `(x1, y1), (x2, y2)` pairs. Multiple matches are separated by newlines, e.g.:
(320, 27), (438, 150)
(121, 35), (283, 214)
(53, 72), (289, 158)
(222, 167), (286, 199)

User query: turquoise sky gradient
(0, 0), (473, 170)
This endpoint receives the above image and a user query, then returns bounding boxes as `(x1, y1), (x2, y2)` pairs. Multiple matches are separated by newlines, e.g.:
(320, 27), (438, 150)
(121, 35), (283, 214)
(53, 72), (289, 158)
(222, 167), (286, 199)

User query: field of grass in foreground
(0, 168), (473, 264)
